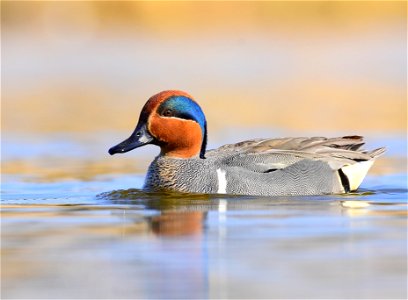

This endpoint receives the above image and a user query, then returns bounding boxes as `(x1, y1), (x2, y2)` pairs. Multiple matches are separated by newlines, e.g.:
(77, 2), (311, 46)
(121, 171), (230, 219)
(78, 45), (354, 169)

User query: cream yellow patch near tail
(341, 160), (374, 191)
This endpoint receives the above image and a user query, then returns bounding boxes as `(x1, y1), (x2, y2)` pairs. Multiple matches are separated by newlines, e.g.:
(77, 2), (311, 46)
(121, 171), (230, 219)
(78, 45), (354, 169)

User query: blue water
(2, 170), (407, 299)
(1, 134), (407, 299)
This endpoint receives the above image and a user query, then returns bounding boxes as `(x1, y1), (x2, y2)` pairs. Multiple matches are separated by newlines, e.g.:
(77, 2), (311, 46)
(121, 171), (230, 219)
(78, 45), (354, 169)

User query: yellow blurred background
(3, 1), (406, 134)
(2, 1), (407, 180)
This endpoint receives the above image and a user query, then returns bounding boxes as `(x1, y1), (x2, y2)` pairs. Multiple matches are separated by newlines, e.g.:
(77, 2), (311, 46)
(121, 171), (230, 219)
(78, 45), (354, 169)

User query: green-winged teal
(109, 90), (385, 196)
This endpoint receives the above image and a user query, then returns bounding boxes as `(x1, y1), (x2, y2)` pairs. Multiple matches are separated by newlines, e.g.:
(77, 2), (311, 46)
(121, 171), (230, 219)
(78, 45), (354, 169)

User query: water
(2, 136), (407, 299)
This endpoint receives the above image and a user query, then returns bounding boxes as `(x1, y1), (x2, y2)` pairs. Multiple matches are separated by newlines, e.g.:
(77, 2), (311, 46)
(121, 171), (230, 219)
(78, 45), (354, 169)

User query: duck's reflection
(149, 211), (206, 236)
(143, 206), (210, 298)
(106, 189), (216, 236)
(145, 210), (209, 298)
(106, 190), (217, 298)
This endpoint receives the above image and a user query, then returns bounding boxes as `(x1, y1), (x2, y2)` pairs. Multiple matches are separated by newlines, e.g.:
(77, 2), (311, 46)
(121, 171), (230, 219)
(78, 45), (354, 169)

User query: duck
(109, 90), (385, 196)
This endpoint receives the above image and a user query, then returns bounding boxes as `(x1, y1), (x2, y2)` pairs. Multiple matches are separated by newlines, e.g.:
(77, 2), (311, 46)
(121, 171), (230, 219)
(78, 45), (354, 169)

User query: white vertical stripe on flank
(216, 168), (227, 194)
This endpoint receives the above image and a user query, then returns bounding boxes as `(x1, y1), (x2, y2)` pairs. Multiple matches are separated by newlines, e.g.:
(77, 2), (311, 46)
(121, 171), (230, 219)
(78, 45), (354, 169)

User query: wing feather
(207, 136), (385, 173)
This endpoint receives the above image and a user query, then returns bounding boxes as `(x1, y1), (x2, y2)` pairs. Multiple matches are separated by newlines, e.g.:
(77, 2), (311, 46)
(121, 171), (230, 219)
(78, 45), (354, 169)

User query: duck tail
(340, 147), (386, 191)
(365, 147), (386, 159)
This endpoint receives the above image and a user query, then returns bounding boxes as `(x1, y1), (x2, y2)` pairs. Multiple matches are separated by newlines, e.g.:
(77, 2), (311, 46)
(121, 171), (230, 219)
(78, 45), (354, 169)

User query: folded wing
(207, 135), (385, 192)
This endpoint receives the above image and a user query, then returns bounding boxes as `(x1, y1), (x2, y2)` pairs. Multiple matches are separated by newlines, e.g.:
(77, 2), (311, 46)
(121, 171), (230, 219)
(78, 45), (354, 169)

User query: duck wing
(207, 136), (385, 183)
(208, 135), (368, 154)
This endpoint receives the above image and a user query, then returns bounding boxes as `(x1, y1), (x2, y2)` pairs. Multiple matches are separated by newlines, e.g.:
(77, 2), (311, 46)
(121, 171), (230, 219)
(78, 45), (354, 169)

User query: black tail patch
(338, 169), (351, 193)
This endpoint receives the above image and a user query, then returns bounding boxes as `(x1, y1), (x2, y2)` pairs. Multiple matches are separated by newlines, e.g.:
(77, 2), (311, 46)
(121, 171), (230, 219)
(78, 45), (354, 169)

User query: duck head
(109, 90), (207, 159)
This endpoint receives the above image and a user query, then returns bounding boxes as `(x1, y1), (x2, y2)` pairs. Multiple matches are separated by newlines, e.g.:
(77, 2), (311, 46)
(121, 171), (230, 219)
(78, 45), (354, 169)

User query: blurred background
(2, 1), (407, 181)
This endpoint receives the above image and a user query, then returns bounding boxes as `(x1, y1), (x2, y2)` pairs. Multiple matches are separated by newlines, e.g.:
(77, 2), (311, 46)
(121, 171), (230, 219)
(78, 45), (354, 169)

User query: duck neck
(199, 122), (208, 159)
(159, 123), (207, 159)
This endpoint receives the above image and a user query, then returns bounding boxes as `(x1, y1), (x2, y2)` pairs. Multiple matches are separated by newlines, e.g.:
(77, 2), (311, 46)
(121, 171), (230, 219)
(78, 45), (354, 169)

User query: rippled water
(2, 154), (407, 298)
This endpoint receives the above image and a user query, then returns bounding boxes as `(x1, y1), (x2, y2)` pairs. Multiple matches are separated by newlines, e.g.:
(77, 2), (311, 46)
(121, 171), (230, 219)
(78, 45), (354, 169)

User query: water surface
(2, 163), (407, 299)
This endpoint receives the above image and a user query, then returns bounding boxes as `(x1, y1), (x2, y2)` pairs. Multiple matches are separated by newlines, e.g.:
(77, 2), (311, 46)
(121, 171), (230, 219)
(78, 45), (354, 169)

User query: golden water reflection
(2, 154), (406, 183)
(2, 194), (407, 299)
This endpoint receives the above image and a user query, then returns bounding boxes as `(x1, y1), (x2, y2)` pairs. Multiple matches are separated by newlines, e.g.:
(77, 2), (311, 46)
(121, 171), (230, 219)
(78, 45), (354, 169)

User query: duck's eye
(163, 109), (173, 117)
